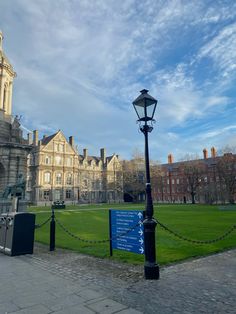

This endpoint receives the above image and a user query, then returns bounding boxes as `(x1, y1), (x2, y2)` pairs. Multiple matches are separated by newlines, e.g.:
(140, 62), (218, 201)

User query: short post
(50, 206), (55, 251)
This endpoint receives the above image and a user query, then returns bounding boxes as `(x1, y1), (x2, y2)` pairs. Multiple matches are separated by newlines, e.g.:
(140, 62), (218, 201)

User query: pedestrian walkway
(0, 253), (141, 314)
(0, 246), (236, 313)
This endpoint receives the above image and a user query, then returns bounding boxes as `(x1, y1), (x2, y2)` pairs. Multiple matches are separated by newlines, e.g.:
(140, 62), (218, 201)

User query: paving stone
(0, 301), (20, 313)
(116, 309), (143, 314)
(87, 298), (127, 314)
(44, 293), (85, 311)
(9, 304), (51, 314)
(77, 288), (104, 301)
(52, 304), (95, 314)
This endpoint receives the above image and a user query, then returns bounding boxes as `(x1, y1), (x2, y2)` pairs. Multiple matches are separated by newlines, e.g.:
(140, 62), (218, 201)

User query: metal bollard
(50, 207), (55, 251)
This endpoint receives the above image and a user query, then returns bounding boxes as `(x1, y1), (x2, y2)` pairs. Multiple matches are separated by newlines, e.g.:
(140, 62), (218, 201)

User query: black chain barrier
(55, 216), (141, 244)
(35, 216), (51, 229)
(35, 213), (235, 246)
(156, 219), (236, 244)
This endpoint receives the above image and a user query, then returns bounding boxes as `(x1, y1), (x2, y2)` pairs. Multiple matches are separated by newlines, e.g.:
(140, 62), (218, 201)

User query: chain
(55, 216), (141, 244)
(156, 220), (236, 244)
(35, 216), (51, 229)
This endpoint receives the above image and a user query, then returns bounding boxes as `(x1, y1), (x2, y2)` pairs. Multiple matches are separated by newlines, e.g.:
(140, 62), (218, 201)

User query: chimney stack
(168, 154), (173, 164)
(83, 148), (88, 159)
(100, 148), (106, 163)
(211, 147), (216, 158)
(69, 136), (74, 147)
(33, 130), (38, 146)
(203, 148), (208, 159)
(27, 133), (32, 145)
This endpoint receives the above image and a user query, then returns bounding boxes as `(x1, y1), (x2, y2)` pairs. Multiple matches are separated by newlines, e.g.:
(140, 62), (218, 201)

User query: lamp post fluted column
(141, 124), (159, 280)
(133, 89), (160, 280)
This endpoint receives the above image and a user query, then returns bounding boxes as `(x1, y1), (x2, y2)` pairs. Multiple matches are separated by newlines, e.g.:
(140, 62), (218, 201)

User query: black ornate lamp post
(133, 89), (160, 280)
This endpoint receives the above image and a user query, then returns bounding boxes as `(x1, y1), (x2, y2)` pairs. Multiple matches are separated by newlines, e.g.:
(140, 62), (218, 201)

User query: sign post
(109, 210), (144, 256)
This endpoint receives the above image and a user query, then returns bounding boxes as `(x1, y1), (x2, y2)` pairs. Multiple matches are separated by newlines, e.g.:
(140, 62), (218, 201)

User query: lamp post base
(144, 263), (160, 280)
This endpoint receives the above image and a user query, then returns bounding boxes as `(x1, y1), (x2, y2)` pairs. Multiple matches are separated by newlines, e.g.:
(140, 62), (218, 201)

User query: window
(66, 190), (71, 199)
(167, 179), (169, 185)
(56, 173), (62, 184)
(67, 157), (73, 166)
(172, 179), (175, 185)
(55, 155), (62, 165)
(55, 189), (61, 200)
(43, 190), (50, 200)
(66, 173), (73, 185)
(44, 172), (51, 184)
(59, 144), (64, 152)
(176, 179), (180, 185)
(45, 156), (51, 165)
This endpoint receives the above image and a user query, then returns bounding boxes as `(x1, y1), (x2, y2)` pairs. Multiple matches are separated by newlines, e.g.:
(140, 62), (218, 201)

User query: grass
(31, 203), (236, 265)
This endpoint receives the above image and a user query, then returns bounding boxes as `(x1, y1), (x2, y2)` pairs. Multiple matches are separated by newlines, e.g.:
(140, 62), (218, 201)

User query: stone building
(0, 31), (31, 197)
(27, 130), (123, 205)
(0, 32), (123, 205)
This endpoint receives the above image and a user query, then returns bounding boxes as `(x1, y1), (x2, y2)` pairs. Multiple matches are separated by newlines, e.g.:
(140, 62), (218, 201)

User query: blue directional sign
(109, 210), (144, 255)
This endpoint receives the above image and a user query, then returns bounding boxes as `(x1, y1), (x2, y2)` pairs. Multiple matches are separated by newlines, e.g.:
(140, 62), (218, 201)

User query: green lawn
(32, 203), (236, 265)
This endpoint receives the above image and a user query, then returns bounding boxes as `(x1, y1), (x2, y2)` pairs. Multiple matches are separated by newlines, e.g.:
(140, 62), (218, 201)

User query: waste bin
(0, 215), (7, 253)
(0, 212), (35, 256)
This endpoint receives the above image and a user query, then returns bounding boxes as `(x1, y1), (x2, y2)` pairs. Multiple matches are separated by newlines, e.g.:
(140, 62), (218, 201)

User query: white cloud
(1, 0), (236, 161)
(198, 22), (236, 77)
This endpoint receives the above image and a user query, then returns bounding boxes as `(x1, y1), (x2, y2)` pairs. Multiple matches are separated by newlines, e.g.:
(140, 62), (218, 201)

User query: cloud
(197, 22), (236, 78)
(1, 0), (236, 161)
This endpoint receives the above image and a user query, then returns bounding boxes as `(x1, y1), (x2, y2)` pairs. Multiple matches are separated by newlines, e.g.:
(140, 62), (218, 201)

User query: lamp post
(133, 89), (160, 280)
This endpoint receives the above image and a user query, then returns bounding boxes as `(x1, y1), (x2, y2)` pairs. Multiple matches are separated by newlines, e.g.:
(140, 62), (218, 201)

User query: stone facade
(0, 31), (31, 198)
(0, 32), (123, 205)
(27, 131), (123, 205)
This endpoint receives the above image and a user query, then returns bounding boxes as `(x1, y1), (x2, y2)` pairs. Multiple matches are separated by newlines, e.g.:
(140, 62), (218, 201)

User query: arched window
(44, 172), (51, 184)
(56, 173), (62, 185)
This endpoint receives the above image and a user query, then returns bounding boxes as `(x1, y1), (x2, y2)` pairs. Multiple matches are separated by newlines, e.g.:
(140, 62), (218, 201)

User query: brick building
(153, 148), (236, 204)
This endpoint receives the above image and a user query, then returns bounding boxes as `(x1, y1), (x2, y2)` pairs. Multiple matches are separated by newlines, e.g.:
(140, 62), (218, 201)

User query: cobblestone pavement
(1, 244), (236, 314)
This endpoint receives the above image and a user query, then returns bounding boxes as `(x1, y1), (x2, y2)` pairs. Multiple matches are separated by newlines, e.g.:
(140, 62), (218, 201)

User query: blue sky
(0, 0), (236, 162)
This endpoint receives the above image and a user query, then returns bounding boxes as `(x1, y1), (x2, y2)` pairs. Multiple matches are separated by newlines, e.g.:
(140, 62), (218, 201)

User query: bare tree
(216, 152), (236, 204)
(122, 158), (145, 202)
(182, 161), (205, 204)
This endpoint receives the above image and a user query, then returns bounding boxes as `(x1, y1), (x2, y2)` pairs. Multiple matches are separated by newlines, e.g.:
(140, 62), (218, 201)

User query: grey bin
(0, 215), (7, 253)
(0, 212), (35, 256)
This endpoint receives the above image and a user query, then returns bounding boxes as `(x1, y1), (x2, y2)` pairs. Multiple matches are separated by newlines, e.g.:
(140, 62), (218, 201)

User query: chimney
(33, 130), (38, 146)
(211, 147), (216, 158)
(69, 136), (74, 147)
(83, 148), (88, 159)
(168, 154), (173, 164)
(100, 148), (106, 163)
(203, 148), (208, 159)
(27, 133), (33, 145)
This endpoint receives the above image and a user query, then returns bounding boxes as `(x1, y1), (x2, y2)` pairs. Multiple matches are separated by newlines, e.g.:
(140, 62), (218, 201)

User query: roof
(41, 132), (58, 145)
